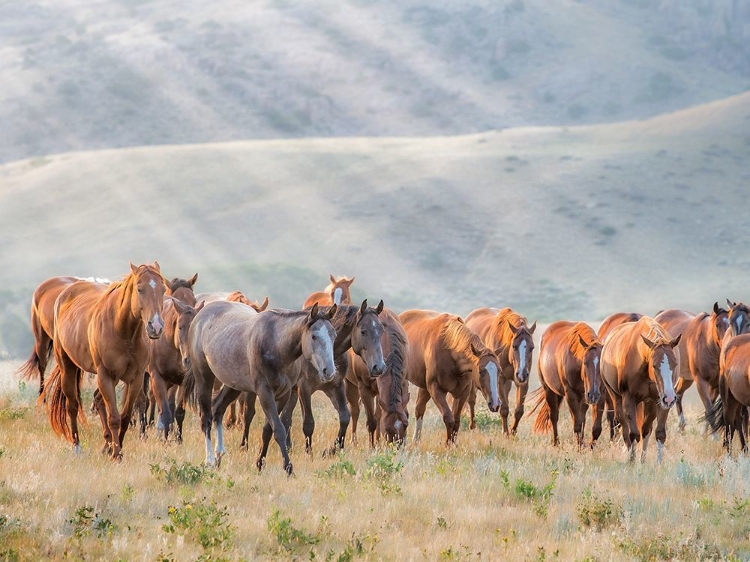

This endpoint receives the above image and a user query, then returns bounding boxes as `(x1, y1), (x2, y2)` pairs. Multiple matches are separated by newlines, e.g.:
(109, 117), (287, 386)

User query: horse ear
(470, 342), (482, 357)
(310, 303), (319, 318)
(329, 274), (336, 284)
(196, 300), (206, 312)
(577, 334), (589, 349)
(153, 261), (161, 271)
(345, 277), (355, 286)
(713, 302), (720, 315)
(130, 262), (138, 274)
(360, 299), (368, 317)
(327, 303), (338, 319)
(507, 321), (519, 335)
(727, 298), (736, 308)
(376, 300), (384, 315)
(172, 298), (187, 314)
(529, 321), (537, 334)
(164, 278), (175, 292)
(188, 273), (198, 287)
(257, 296), (269, 312)
(670, 334), (682, 348)
(640, 335), (657, 349)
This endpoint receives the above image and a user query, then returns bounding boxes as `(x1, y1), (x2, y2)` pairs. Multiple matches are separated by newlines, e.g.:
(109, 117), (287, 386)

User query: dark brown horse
(41, 263), (166, 460)
(601, 316), (680, 463)
(188, 302), (337, 473)
(400, 310), (502, 445)
(464, 307), (536, 435)
(345, 308), (410, 446)
(654, 308), (696, 430)
(726, 300), (750, 338)
(529, 321), (604, 449)
(303, 275), (354, 308)
(231, 301), (388, 456)
(17, 276), (110, 395)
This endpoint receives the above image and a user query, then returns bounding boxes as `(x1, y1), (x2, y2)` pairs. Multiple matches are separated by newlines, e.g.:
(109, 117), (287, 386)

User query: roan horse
(17, 276), (110, 395)
(41, 263), (167, 460)
(188, 302), (337, 474)
(400, 310), (502, 445)
(528, 321), (604, 449)
(601, 316), (680, 463)
(346, 307), (410, 446)
(303, 275), (355, 308)
(464, 307), (536, 435)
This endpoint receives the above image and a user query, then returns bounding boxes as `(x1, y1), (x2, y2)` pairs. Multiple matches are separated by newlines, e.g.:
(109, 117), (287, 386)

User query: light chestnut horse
(346, 307), (410, 446)
(41, 263), (166, 460)
(188, 302), (337, 473)
(464, 307), (536, 435)
(303, 275), (354, 308)
(712, 333), (750, 453)
(654, 308), (696, 430)
(528, 321), (604, 449)
(601, 316), (680, 463)
(400, 310), (502, 445)
(17, 276), (110, 395)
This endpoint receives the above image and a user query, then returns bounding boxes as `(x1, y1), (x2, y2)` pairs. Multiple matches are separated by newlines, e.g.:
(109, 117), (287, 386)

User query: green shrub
(576, 488), (623, 530)
(163, 499), (233, 551)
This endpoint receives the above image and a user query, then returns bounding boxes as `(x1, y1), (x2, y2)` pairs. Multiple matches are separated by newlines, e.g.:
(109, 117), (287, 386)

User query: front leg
(511, 382), (529, 434)
(449, 389), (469, 440)
(621, 394), (640, 463)
(118, 370), (146, 453)
(413, 387), (431, 443)
(297, 381), (316, 455)
(323, 382), (350, 456)
(500, 379), (512, 435)
(467, 384), (477, 429)
(429, 384), (457, 445)
(255, 387), (293, 475)
(149, 369), (172, 441)
(345, 378), (361, 446)
(96, 370), (123, 461)
(358, 384), (379, 448)
(240, 392), (257, 451)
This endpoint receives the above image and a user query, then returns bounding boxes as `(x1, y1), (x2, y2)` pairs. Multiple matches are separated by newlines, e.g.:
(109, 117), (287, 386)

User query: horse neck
(274, 314), (309, 364)
(332, 308), (358, 357)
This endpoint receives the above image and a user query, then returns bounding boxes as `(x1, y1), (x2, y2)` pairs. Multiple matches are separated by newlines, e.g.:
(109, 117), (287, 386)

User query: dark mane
(315, 304), (359, 330)
(168, 277), (194, 292)
(384, 316), (408, 413)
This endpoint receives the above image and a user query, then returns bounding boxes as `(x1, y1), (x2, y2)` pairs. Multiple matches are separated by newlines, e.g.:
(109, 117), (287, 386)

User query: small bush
(267, 509), (319, 551)
(364, 450), (404, 496)
(317, 456), (356, 480)
(576, 488), (623, 530)
(513, 474), (556, 518)
(150, 458), (214, 486)
(163, 499), (233, 551)
(68, 505), (115, 539)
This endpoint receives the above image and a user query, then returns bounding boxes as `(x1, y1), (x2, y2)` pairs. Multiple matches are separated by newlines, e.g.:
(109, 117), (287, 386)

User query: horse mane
(384, 315), (408, 413)
(642, 317), (673, 343)
(493, 307), (529, 332)
(440, 316), (487, 356)
(168, 277), (194, 293)
(315, 304), (359, 330)
(566, 322), (600, 349)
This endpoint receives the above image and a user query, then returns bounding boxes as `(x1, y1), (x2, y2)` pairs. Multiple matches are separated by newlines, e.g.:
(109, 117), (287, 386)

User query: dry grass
(1, 361), (749, 561)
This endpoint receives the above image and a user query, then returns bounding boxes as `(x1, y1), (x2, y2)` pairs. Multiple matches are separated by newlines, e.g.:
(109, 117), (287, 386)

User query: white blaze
(487, 362), (499, 407)
(660, 355), (676, 402)
(333, 288), (343, 305)
(315, 326), (335, 378)
(149, 278), (157, 289)
(394, 420), (403, 431)
(517, 341), (527, 374)
(736, 314), (744, 335)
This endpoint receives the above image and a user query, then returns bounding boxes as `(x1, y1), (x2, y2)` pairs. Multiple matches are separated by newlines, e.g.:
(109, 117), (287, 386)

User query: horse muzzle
(147, 322), (163, 339)
(488, 401), (500, 413)
(586, 390), (601, 405)
(660, 394), (676, 409)
(369, 361), (386, 378)
(319, 365), (336, 383)
(514, 371), (529, 385)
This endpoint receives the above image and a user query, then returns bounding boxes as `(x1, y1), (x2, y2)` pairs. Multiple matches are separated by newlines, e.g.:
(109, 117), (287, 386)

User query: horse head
(470, 342), (502, 413)
(328, 274), (355, 305)
(577, 334), (603, 405)
(166, 273), (198, 306)
(302, 303), (338, 382)
(506, 320), (536, 384)
(351, 299), (387, 377)
(726, 300), (750, 338)
(172, 299), (205, 371)
(711, 301), (729, 345)
(640, 333), (681, 409)
(130, 262), (167, 339)
(377, 378), (409, 444)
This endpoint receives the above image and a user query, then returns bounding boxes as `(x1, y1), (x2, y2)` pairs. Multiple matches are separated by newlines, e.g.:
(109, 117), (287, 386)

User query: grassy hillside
(1, 92), (749, 357)
(2, 0), (749, 162)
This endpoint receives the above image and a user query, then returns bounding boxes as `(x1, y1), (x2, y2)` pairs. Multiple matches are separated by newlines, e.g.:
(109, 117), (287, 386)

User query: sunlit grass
(0, 360), (749, 560)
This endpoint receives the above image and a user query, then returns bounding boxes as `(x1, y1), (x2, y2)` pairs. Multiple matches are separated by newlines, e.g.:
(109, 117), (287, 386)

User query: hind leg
(240, 392), (258, 451)
(639, 401), (658, 463)
(58, 352), (83, 453)
(345, 379), (361, 445)
(211, 385), (241, 463)
(510, 382), (529, 435)
(674, 376), (692, 432)
(413, 387), (431, 443)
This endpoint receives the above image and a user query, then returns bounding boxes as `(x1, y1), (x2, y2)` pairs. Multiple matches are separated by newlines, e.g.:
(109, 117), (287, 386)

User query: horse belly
(726, 365), (750, 407)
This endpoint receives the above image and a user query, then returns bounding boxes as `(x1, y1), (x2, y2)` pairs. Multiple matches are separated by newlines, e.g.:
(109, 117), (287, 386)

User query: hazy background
(1, 0), (749, 357)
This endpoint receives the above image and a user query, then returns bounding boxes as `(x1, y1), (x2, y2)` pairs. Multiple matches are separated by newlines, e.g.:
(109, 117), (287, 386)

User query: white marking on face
(333, 287), (342, 305)
(723, 317), (729, 325)
(149, 278), (157, 289)
(736, 314), (744, 335)
(394, 420), (403, 431)
(517, 341), (527, 373)
(593, 357), (599, 371)
(659, 355), (676, 401)
(314, 325), (335, 376)
(487, 362), (499, 407)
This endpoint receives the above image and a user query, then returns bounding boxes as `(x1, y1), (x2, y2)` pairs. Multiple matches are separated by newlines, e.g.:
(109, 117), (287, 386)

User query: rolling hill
(1, 91), (749, 357)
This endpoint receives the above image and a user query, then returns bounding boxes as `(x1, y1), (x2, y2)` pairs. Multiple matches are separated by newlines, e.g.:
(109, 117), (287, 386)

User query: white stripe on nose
(333, 288), (342, 305)
(736, 314), (744, 335)
(487, 362), (499, 407)
(517, 341), (527, 373)
(660, 355), (676, 401)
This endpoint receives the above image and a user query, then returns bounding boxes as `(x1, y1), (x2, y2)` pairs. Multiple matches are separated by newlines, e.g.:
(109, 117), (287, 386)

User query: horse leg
(147, 380), (156, 427)
(166, 385), (177, 438)
(695, 377), (718, 434)
(58, 352), (84, 454)
(33, 323), (52, 396)
(323, 383), (350, 456)
(345, 379), (361, 446)
(117, 372), (146, 454)
(193, 365), (217, 467)
(590, 398), (604, 449)
(92, 388), (112, 452)
(240, 392), (258, 451)
(467, 383), (477, 430)
(226, 401), (237, 428)
(175, 384), (187, 444)
(639, 401), (657, 463)
(674, 376), (692, 432)
(429, 385), (456, 445)
(449, 392), (469, 441)
(280, 387), (298, 451)
(211, 385), (241, 465)
(96, 371), (123, 461)
(500, 379), (512, 435)
(605, 391), (618, 441)
(511, 382), (529, 435)
(149, 369), (172, 441)
(413, 387), (431, 443)
(255, 387), (293, 475)
(653, 405), (669, 463)
(138, 373), (149, 439)
(297, 381), (316, 455)
(566, 391), (585, 451)
(359, 385), (379, 448)
(621, 394), (640, 462)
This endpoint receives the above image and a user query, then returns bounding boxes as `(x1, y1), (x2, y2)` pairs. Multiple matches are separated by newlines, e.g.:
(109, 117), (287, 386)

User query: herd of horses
(14, 264), (750, 474)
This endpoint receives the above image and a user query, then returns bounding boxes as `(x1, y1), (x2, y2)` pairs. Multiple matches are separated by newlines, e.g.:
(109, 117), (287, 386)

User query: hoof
(255, 457), (265, 472)
(285, 463), (294, 477)
(73, 443), (82, 455)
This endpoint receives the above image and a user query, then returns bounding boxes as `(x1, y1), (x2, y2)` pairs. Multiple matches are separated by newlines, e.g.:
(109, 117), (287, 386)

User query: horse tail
(182, 366), (198, 410)
(16, 347), (45, 381)
(39, 364), (83, 443)
(526, 387), (551, 433)
(700, 396), (724, 434)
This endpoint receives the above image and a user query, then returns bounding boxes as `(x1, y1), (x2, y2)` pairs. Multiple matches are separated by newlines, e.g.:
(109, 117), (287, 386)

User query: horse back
(683, 313), (721, 385)
(33, 276), (81, 339)
(303, 291), (331, 308)
(54, 280), (109, 373)
(399, 310), (447, 388)
(539, 321), (594, 393)
(597, 312), (642, 343)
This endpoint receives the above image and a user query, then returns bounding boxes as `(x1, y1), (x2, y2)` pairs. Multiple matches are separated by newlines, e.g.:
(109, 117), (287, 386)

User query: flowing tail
(16, 341), (52, 382)
(526, 387), (551, 434)
(39, 364), (84, 443)
(699, 396), (724, 434)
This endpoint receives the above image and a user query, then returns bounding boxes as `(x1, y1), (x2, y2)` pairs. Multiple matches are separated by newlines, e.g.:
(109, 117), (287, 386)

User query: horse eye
(312, 335), (318, 341)
(361, 330), (367, 336)
(137, 288), (143, 294)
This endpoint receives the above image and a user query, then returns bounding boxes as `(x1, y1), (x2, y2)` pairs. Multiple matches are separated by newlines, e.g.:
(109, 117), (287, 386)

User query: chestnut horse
(726, 300), (750, 338)
(17, 276), (110, 395)
(346, 307), (410, 446)
(710, 333), (750, 453)
(303, 275), (354, 307)
(464, 307), (536, 435)
(601, 316), (680, 463)
(400, 310), (502, 444)
(654, 308), (696, 430)
(188, 302), (337, 473)
(528, 321), (604, 449)
(41, 263), (166, 460)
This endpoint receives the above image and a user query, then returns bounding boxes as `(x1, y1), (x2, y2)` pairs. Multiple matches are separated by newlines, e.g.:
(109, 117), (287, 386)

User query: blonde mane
(441, 316), (487, 356)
